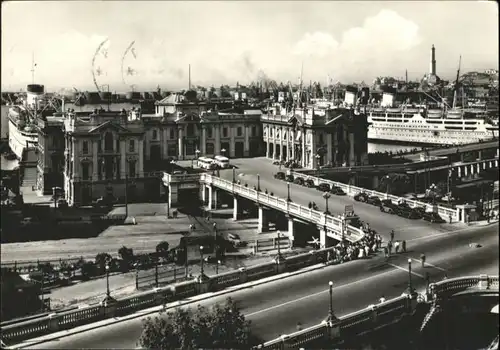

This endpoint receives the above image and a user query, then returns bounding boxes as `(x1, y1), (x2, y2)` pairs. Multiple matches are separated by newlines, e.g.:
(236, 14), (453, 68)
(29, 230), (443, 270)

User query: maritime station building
(35, 89), (369, 206)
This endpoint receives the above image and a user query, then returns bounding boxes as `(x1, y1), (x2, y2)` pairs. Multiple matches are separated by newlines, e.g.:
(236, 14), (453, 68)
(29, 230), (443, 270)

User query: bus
(197, 157), (216, 170)
(214, 155), (230, 169)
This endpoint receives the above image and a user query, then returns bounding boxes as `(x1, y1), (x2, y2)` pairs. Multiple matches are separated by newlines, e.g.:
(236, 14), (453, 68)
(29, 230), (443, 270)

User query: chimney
(430, 45), (436, 75)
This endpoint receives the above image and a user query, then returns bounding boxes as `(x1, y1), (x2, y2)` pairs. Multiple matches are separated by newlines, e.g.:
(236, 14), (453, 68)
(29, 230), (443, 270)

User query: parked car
(398, 209), (422, 220)
(331, 186), (346, 196)
(289, 162), (301, 169)
(367, 196), (381, 206)
(293, 177), (304, 186)
(354, 192), (369, 202)
(422, 212), (446, 223)
(379, 203), (397, 214)
(285, 174), (294, 182)
(274, 172), (286, 180)
(305, 179), (315, 188)
(227, 233), (246, 247)
(317, 183), (331, 192)
(272, 160), (282, 166)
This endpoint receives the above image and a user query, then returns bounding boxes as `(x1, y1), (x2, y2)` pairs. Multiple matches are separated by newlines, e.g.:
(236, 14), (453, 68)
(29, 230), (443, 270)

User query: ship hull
(8, 118), (38, 160)
(368, 124), (498, 145)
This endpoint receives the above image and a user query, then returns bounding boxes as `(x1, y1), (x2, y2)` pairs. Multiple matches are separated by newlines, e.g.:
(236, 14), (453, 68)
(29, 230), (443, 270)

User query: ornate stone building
(262, 101), (369, 169)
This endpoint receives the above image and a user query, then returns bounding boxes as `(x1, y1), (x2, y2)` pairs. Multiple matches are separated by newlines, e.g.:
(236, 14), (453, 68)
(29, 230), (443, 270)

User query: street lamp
(408, 258), (413, 294)
(193, 149), (201, 168)
(385, 175), (390, 197)
(216, 260), (221, 275)
(200, 245), (205, 276)
(323, 192), (331, 214)
(105, 263), (111, 298)
(327, 281), (337, 322)
(232, 167), (236, 183)
(257, 174), (261, 192)
(287, 182), (291, 202)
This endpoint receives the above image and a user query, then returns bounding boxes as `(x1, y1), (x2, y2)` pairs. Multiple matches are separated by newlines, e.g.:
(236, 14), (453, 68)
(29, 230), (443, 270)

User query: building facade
(262, 103), (369, 169)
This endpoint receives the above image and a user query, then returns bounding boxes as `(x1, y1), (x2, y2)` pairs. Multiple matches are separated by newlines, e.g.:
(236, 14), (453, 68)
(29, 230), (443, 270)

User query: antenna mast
(188, 64), (191, 90)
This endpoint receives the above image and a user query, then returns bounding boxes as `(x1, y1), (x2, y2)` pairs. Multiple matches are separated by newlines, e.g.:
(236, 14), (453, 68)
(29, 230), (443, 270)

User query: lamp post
(276, 230), (283, 262)
(323, 192), (331, 214)
(287, 182), (291, 202)
(257, 174), (261, 192)
(193, 149), (201, 168)
(200, 245), (205, 276)
(105, 263), (111, 298)
(216, 260), (221, 275)
(327, 281), (336, 322)
(232, 167), (236, 183)
(408, 258), (413, 294)
(385, 175), (390, 198)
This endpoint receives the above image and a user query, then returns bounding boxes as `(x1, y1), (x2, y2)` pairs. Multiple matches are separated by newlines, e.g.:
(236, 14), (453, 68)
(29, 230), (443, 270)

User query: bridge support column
(285, 215), (295, 246)
(478, 150), (483, 160)
(319, 227), (335, 248)
(212, 188), (218, 210)
(495, 159), (498, 167)
(233, 196), (243, 221)
(470, 164), (475, 176)
(208, 186), (218, 210)
(168, 184), (178, 208)
(372, 176), (380, 190)
(258, 206), (269, 233)
(477, 163), (481, 173)
(463, 165), (468, 177)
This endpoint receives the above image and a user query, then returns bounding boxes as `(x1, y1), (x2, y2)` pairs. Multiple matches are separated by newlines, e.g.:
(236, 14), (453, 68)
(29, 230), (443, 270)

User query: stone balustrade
(200, 174), (365, 243)
(288, 170), (459, 221)
(255, 274), (499, 349)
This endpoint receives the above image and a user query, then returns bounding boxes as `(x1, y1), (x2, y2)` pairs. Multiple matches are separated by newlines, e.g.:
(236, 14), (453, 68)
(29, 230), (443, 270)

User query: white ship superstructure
(367, 100), (499, 145)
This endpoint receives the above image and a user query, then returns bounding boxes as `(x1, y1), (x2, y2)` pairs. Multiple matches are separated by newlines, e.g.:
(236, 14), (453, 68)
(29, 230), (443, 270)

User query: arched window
(104, 132), (114, 152)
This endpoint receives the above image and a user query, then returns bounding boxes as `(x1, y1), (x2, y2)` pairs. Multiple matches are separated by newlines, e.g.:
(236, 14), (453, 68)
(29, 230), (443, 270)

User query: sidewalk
(46, 252), (292, 310)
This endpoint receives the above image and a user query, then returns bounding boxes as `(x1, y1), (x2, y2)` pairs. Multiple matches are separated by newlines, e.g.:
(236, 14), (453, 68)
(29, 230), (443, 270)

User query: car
(379, 204), (396, 214)
(289, 162), (301, 169)
(317, 183), (331, 192)
(305, 179), (315, 188)
(285, 174), (294, 182)
(272, 160), (282, 165)
(367, 196), (381, 206)
(274, 172), (286, 180)
(293, 177), (304, 186)
(354, 192), (369, 202)
(398, 209), (422, 220)
(331, 186), (346, 196)
(422, 212), (446, 223)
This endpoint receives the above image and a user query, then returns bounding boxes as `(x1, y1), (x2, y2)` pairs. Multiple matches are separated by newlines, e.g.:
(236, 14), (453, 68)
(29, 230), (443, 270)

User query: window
(152, 129), (158, 140)
(82, 162), (90, 180)
(237, 127), (242, 137)
(128, 160), (136, 178)
(104, 132), (114, 152)
(252, 126), (257, 137)
(129, 140), (135, 152)
(170, 129), (175, 139)
(116, 139), (120, 152)
(223, 127), (228, 138)
(319, 133), (324, 144)
(82, 141), (89, 154)
(207, 127), (213, 139)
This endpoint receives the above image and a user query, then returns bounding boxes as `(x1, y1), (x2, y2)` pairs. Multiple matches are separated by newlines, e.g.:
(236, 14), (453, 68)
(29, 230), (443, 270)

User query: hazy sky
(1, 1), (498, 92)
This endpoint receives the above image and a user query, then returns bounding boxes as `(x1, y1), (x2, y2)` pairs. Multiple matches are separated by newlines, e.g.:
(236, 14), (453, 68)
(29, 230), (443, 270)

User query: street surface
(223, 157), (459, 242)
(22, 223), (498, 349)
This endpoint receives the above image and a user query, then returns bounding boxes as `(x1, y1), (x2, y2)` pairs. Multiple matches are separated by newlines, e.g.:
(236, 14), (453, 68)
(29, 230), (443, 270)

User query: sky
(1, 1), (498, 92)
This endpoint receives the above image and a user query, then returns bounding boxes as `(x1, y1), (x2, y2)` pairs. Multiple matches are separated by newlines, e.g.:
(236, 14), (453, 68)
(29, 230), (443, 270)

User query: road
(23, 223), (498, 349)
(223, 157), (456, 243)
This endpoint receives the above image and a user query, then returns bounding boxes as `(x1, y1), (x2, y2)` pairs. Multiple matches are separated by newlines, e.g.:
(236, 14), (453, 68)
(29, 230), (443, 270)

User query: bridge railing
(256, 274), (500, 349)
(200, 174), (365, 243)
(289, 171), (459, 221)
(0, 245), (354, 345)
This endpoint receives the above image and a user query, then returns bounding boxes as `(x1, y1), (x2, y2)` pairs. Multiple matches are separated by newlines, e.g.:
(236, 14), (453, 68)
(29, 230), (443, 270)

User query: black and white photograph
(1, 1), (498, 349)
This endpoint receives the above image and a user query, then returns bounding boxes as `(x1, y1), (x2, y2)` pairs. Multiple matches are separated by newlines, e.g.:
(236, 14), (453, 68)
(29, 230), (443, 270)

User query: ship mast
(31, 52), (36, 84)
(452, 55), (461, 109)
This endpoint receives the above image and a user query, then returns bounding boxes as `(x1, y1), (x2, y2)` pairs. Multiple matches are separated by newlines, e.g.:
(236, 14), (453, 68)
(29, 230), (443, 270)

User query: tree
(95, 253), (112, 274)
(118, 246), (134, 266)
(137, 297), (255, 349)
(156, 241), (170, 261)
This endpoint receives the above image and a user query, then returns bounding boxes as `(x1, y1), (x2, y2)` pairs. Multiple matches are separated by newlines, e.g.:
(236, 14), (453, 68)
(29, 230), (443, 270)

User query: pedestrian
(308, 202), (312, 209)
(402, 240), (407, 253)
(387, 241), (392, 255)
(383, 246), (389, 258)
(449, 213), (452, 224)
(420, 253), (426, 268)
(394, 241), (400, 254)
(390, 230), (395, 242)
(364, 245), (370, 257)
